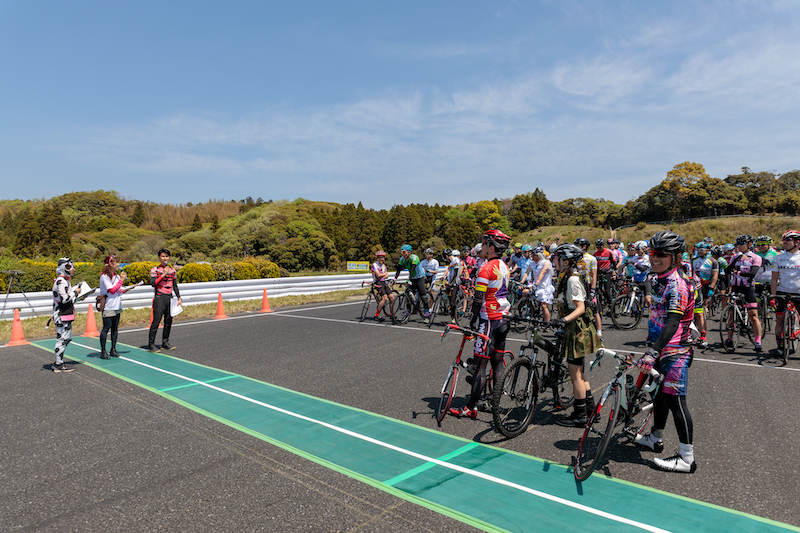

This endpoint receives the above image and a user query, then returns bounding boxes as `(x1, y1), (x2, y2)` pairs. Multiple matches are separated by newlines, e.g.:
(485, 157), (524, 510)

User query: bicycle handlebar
(440, 323), (489, 342)
(590, 348), (663, 387)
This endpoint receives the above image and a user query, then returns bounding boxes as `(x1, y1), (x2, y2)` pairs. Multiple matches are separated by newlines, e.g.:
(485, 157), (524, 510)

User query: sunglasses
(783, 237), (796, 241)
(649, 250), (672, 258)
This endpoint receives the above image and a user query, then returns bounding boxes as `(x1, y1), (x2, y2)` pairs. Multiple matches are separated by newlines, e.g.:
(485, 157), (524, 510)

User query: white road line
(70, 340), (671, 533)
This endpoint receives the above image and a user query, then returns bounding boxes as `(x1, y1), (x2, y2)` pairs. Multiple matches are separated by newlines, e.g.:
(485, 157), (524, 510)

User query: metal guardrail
(0, 269), (452, 320)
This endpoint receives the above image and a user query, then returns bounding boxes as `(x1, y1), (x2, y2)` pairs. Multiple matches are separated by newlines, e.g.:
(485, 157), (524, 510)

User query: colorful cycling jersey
(510, 253), (525, 268)
(631, 254), (651, 282)
(576, 252), (597, 288)
(648, 266), (696, 349)
(371, 261), (388, 282)
(420, 258), (439, 279)
(773, 250), (800, 294)
(717, 257), (728, 270)
(594, 248), (614, 272)
(728, 251), (762, 288)
(475, 258), (511, 320)
(446, 256), (463, 283)
(755, 248), (778, 283)
(692, 256), (718, 286)
(398, 254), (425, 280)
(514, 255), (532, 275)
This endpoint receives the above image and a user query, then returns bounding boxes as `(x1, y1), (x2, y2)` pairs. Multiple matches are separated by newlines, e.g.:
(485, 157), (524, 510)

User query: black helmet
(574, 237), (590, 248)
(755, 235), (773, 246)
(649, 231), (686, 254)
(482, 229), (511, 252)
(554, 243), (584, 264)
(595, 238), (605, 247)
(735, 234), (754, 245)
(461, 246), (470, 255)
(443, 247), (452, 256)
(711, 245), (723, 257)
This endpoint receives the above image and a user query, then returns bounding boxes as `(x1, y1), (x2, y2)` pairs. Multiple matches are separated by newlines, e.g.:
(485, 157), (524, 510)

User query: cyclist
(510, 244), (532, 281)
(754, 235), (777, 303)
(520, 245), (554, 322)
(634, 231), (697, 473)
(726, 234), (763, 352)
(449, 229), (512, 418)
(394, 244), (432, 321)
(769, 230), (800, 357)
(575, 237), (601, 339)
(628, 241), (653, 308)
(550, 243), (601, 427)
(692, 242), (719, 349)
(595, 238), (616, 334)
(420, 248), (440, 296)
(443, 249), (466, 323)
(370, 251), (394, 321)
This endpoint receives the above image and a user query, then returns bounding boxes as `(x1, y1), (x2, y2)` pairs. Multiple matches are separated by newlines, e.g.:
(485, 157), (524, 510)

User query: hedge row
(0, 258), (283, 293)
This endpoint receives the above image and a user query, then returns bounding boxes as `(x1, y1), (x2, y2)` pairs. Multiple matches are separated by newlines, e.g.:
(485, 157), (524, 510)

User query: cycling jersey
(576, 252), (597, 288)
(594, 248), (614, 272)
(397, 254), (426, 280)
(631, 254), (651, 283)
(475, 258), (511, 321)
(371, 261), (388, 282)
(728, 251), (761, 288)
(514, 255), (532, 275)
(692, 256), (718, 286)
(648, 266), (696, 349)
(773, 249), (800, 294)
(755, 248), (778, 283)
(446, 256), (463, 283)
(420, 258), (439, 278)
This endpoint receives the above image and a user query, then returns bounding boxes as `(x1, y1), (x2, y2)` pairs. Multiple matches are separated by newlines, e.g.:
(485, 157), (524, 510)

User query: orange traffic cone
(259, 289), (272, 313)
(149, 299), (162, 328)
(83, 303), (99, 337)
(7, 309), (30, 346)
(214, 293), (228, 319)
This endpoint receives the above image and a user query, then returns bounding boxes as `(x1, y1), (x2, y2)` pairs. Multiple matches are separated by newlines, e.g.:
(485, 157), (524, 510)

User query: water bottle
(625, 374), (636, 402)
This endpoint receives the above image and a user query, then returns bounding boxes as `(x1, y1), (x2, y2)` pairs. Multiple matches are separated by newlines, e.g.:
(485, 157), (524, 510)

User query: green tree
(190, 214), (202, 232)
(131, 202), (146, 227)
(12, 210), (41, 257)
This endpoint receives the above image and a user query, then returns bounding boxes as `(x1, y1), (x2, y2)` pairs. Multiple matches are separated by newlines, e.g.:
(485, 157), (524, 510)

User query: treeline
(1, 162), (799, 273)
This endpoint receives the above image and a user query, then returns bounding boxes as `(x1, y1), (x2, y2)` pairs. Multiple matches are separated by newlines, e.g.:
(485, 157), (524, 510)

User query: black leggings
(409, 277), (431, 311)
(100, 312), (120, 351)
(468, 319), (509, 409)
(653, 393), (693, 445)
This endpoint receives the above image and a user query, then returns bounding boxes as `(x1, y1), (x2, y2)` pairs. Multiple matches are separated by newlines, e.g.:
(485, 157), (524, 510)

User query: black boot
(110, 348), (119, 357)
(585, 392), (595, 417)
(556, 399), (587, 427)
(100, 350), (110, 360)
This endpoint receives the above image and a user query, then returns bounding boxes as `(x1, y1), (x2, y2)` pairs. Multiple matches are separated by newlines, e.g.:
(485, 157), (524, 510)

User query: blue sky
(1, 1), (798, 210)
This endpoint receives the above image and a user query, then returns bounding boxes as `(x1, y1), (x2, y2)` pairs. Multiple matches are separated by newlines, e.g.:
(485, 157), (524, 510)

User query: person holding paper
(148, 249), (181, 352)
(52, 258), (80, 372)
(99, 255), (127, 359)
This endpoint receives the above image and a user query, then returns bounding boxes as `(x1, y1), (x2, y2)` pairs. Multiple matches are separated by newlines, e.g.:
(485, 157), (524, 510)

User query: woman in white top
(521, 246), (554, 322)
(99, 255), (128, 359)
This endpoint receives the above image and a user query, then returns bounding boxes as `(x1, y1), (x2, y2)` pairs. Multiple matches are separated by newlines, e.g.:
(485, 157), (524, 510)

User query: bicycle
(609, 281), (644, 330)
(359, 281), (397, 322)
(491, 319), (574, 438)
(773, 295), (800, 365)
(428, 280), (470, 328)
(756, 285), (773, 334)
(706, 290), (722, 319)
(391, 280), (430, 325)
(719, 292), (754, 353)
(435, 324), (514, 424)
(574, 348), (663, 481)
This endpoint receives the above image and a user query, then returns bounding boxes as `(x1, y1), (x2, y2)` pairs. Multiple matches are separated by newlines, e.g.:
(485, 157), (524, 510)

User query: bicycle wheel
(359, 292), (373, 322)
(391, 293), (411, 325)
(513, 299), (534, 333)
(427, 292), (444, 328)
(783, 309), (796, 365)
(574, 385), (620, 482)
(454, 290), (470, 326)
(610, 294), (642, 330)
(707, 293), (721, 318)
(551, 364), (574, 410)
(492, 357), (539, 438)
(719, 305), (739, 352)
(759, 298), (771, 333)
(622, 394), (654, 442)
(740, 308), (754, 344)
(436, 365), (459, 423)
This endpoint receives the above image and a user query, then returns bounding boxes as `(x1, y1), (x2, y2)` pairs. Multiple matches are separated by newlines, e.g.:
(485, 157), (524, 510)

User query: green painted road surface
(34, 339), (798, 533)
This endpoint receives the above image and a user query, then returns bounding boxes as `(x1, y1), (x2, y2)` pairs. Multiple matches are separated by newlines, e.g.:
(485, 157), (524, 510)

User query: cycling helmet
(755, 235), (773, 246)
(533, 245), (544, 254)
(735, 234), (754, 245)
(649, 231), (686, 254)
(514, 242), (523, 249)
(424, 248), (434, 255)
(375, 250), (386, 258)
(554, 243), (584, 264)
(443, 247), (452, 256)
(607, 238), (614, 245)
(451, 250), (461, 257)
(482, 229), (511, 252)
(723, 243), (735, 253)
(400, 244), (413, 252)
(474, 243), (483, 253)
(461, 246), (470, 255)
(711, 245), (723, 257)
(574, 237), (590, 248)
(782, 230), (800, 240)
(521, 244), (533, 252)
(550, 243), (558, 253)
(697, 241), (711, 249)
(634, 240), (648, 250)
(595, 238), (606, 247)
(56, 257), (75, 277)
(702, 236), (714, 244)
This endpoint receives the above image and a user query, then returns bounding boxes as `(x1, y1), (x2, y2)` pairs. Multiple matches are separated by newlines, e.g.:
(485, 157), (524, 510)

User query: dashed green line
(159, 375), (239, 392)
(383, 442), (480, 486)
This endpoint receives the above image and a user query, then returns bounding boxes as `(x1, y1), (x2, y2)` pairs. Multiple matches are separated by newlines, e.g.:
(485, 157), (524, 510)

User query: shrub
(177, 263), (216, 283)
(636, 221), (647, 230)
(212, 262), (235, 281)
(242, 257), (280, 278)
(123, 261), (159, 284)
(232, 262), (259, 280)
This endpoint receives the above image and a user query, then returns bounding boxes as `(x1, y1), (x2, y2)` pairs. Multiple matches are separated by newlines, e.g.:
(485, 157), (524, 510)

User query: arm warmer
(652, 312), (682, 354)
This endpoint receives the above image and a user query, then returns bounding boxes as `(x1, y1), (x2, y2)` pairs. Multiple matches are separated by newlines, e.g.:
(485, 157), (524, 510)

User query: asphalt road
(3, 298), (799, 532)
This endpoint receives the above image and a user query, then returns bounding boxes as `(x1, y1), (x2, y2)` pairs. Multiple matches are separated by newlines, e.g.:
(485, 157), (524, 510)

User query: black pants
(148, 294), (173, 346)
(100, 312), (120, 352)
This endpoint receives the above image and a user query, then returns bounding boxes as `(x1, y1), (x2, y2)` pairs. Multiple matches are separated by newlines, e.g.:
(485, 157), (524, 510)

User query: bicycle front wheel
(391, 293), (411, 325)
(610, 295), (642, 330)
(359, 293), (372, 322)
(719, 305), (739, 353)
(492, 357), (538, 438)
(783, 309), (796, 365)
(575, 385), (619, 481)
(436, 365), (459, 423)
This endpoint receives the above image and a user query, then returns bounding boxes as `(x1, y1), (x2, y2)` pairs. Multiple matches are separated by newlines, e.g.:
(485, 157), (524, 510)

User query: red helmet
(482, 229), (511, 252)
(782, 230), (800, 241)
(375, 250), (386, 257)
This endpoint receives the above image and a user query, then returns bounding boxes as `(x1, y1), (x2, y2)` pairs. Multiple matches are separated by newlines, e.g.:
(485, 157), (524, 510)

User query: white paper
(72, 281), (95, 302)
(170, 298), (183, 317)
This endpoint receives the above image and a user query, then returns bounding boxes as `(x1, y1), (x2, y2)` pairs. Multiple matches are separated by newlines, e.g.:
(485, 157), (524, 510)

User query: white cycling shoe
(654, 454), (697, 473)
(634, 432), (664, 453)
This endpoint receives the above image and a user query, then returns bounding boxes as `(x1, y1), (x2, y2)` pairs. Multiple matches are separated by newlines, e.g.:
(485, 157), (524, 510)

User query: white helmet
(452, 250), (461, 257)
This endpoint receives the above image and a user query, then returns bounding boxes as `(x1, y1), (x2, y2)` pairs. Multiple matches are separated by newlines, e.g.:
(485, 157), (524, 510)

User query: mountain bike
(491, 319), (573, 438)
(609, 281), (644, 330)
(719, 292), (754, 353)
(574, 348), (663, 481)
(435, 324), (514, 424)
(510, 290), (544, 333)
(359, 281), (397, 322)
(391, 280), (430, 325)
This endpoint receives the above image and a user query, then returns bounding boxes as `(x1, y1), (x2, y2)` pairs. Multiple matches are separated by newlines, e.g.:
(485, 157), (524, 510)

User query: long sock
(679, 442), (694, 464)
(755, 335), (762, 344)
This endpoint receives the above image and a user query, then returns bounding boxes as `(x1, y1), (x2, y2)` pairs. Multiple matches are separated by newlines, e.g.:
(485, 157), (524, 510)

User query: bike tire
(391, 293), (411, 325)
(514, 299), (534, 333)
(492, 357), (539, 438)
(574, 385), (619, 482)
(610, 294), (642, 330)
(719, 305), (739, 353)
(740, 308), (754, 344)
(623, 392), (654, 442)
(436, 365), (459, 423)
(428, 292), (444, 329)
(454, 290), (470, 326)
(783, 309), (796, 365)
(551, 364), (574, 410)
(359, 293), (372, 322)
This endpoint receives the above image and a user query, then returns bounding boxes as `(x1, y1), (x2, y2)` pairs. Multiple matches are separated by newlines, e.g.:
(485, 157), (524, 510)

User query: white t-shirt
(420, 258), (439, 279)
(556, 274), (586, 311)
(100, 273), (123, 311)
(774, 250), (800, 294)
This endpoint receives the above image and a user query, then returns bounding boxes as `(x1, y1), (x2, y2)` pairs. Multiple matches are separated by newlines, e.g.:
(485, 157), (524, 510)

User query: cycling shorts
(731, 285), (758, 309)
(376, 280), (392, 297)
(657, 348), (692, 396)
(474, 318), (508, 359)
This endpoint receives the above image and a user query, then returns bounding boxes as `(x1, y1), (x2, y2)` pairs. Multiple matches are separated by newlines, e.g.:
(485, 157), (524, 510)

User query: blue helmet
(400, 244), (413, 252)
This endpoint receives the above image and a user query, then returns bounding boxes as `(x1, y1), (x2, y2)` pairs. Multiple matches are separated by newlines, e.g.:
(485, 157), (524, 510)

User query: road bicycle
(609, 281), (645, 330)
(435, 324), (514, 424)
(491, 318), (574, 439)
(509, 290), (545, 333)
(359, 281), (397, 322)
(428, 280), (471, 328)
(391, 280), (431, 325)
(755, 286), (773, 334)
(706, 290), (723, 319)
(574, 348), (663, 481)
(773, 295), (800, 366)
(719, 292), (755, 353)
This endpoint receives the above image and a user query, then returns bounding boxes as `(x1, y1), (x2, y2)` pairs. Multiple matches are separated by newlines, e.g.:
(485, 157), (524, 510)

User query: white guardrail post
(0, 269), (447, 320)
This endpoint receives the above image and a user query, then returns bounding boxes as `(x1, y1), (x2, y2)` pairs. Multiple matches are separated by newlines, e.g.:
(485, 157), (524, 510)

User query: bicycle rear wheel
(436, 365), (459, 423)
(551, 364), (574, 410)
(454, 290), (471, 326)
(492, 357), (538, 438)
(428, 292), (444, 328)
(359, 293), (373, 322)
(610, 294), (642, 330)
(719, 305), (739, 352)
(391, 293), (411, 325)
(783, 309), (797, 365)
(574, 385), (619, 481)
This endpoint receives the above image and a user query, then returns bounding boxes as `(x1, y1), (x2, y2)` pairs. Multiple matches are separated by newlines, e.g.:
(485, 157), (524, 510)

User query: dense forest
(1, 162), (799, 273)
